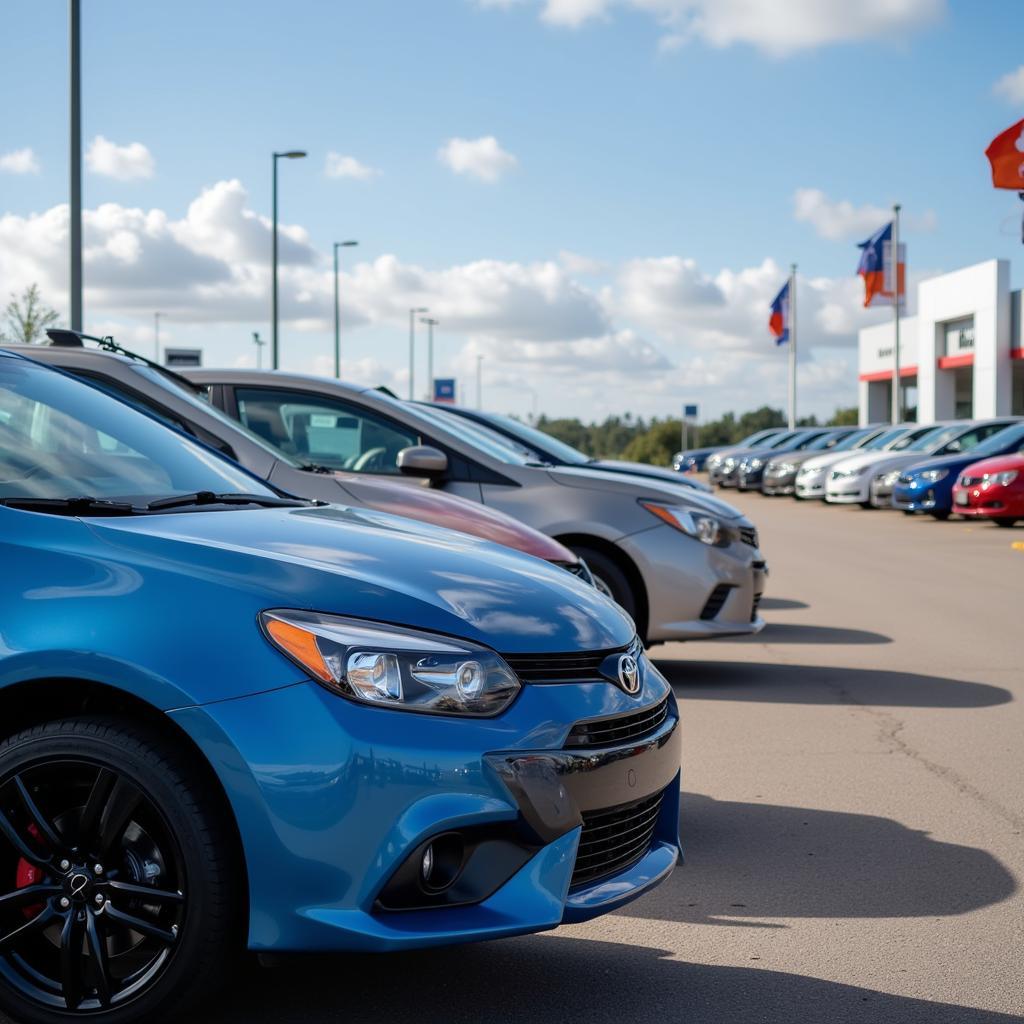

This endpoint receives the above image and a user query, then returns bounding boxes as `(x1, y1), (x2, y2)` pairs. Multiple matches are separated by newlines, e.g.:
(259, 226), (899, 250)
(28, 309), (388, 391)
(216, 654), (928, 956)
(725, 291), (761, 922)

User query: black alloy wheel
(0, 719), (236, 1024)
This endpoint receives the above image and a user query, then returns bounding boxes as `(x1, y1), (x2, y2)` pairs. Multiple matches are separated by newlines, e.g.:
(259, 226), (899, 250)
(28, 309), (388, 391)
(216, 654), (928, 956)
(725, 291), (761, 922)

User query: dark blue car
(892, 421), (1024, 518)
(0, 352), (681, 1023)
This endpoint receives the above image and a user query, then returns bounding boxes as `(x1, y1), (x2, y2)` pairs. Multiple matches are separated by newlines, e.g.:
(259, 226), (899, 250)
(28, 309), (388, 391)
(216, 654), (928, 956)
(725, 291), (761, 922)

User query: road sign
(433, 378), (456, 404)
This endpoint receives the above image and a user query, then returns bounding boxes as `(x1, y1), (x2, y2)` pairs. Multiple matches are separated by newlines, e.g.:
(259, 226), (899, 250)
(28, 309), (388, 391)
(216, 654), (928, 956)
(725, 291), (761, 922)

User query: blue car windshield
(961, 421), (1024, 457)
(0, 355), (275, 503)
(742, 430), (782, 448)
(911, 424), (965, 452)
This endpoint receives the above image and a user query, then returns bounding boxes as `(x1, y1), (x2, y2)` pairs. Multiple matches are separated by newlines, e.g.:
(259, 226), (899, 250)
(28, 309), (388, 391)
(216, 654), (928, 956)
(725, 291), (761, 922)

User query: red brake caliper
(15, 824), (44, 919)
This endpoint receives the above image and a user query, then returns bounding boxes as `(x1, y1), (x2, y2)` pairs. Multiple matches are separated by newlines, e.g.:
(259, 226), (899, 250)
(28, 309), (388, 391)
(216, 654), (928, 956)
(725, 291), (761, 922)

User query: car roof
(185, 368), (375, 397)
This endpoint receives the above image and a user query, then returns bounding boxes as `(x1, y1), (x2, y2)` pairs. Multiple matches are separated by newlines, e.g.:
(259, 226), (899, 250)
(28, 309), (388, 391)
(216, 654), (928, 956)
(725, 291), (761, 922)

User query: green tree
(1, 284), (59, 345)
(621, 419), (684, 466)
(829, 406), (859, 426)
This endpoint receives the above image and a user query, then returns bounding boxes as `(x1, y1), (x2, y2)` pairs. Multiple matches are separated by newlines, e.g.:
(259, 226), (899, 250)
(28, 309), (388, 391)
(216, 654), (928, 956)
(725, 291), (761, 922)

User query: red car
(951, 453), (1024, 527)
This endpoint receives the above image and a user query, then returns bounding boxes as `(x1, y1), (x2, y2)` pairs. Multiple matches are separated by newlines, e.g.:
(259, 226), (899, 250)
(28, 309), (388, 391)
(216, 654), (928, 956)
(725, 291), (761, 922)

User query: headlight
(918, 468), (949, 483)
(777, 462), (796, 475)
(882, 470), (902, 485)
(832, 466), (866, 480)
(987, 470), (1019, 486)
(722, 457), (736, 470)
(261, 610), (520, 716)
(640, 501), (725, 545)
(747, 458), (763, 471)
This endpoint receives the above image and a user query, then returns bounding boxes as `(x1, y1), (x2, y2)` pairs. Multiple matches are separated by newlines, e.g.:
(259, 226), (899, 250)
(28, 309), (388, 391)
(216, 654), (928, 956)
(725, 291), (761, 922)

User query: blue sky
(2, 0), (1023, 421)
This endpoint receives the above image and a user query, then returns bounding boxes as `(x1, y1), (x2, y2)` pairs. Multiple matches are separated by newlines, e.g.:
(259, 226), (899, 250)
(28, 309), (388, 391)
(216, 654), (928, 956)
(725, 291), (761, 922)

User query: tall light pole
(333, 240), (358, 379)
(154, 311), (162, 362)
(69, 0), (82, 330)
(408, 307), (428, 399)
(253, 331), (266, 369)
(271, 150), (307, 370)
(420, 317), (439, 401)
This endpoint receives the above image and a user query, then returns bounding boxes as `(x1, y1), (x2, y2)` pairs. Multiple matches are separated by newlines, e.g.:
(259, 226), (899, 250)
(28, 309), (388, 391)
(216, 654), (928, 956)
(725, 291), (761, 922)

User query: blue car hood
(904, 451), (984, 476)
(86, 504), (634, 654)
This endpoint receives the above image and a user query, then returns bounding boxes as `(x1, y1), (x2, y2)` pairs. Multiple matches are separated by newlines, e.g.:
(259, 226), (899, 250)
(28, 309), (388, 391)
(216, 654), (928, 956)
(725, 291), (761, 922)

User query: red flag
(984, 118), (1024, 190)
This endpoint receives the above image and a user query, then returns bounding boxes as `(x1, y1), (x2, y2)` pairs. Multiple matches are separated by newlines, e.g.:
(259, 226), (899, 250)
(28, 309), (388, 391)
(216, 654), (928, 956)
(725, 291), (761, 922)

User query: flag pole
(892, 203), (901, 424)
(788, 263), (797, 429)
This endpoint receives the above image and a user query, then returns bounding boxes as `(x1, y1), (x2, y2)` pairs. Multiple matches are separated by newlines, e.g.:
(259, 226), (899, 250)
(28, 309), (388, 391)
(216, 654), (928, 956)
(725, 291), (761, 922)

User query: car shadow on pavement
(744, 623), (892, 644)
(620, 793), (1015, 926)
(193, 934), (1022, 1024)
(758, 596), (810, 610)
(655, 659), (1011, 708)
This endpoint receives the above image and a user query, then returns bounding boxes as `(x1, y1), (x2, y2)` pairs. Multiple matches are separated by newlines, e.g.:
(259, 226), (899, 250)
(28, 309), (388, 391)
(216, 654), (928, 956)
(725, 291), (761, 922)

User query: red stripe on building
(1011, 347), (1024, 361)
(937, 353), (974, 370)
(858, 365), (919, 383)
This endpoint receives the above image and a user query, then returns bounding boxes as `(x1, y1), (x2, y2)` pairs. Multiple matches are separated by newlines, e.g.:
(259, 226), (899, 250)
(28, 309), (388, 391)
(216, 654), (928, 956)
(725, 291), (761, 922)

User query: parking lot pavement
(113, 493), (1024, 1022)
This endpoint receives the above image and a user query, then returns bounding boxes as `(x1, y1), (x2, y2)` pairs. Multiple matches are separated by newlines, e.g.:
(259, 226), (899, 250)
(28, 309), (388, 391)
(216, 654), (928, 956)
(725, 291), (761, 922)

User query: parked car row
(683, 417), (1024, 528)
(0, 332), (770, 1023)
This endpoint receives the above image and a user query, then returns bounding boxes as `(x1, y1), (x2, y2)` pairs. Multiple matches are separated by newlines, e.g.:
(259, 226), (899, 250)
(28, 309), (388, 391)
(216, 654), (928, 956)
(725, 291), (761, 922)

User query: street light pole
(408, 307), (427, 399)
(420, 317), (439, 401)
(253, 331), (266, 369)
(271, 150), (307, 370)
(69, 0), (82, 330)
(333, 240), (358, 379)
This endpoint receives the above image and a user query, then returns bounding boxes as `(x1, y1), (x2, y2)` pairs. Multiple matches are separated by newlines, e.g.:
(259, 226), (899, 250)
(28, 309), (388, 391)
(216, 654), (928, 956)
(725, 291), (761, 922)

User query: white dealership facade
(858, 259), (1024, 424)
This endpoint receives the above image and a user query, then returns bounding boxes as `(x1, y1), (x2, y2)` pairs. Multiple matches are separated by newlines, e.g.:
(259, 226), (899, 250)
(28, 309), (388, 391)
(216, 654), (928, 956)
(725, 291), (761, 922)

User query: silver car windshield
(475, 411), (592, 466)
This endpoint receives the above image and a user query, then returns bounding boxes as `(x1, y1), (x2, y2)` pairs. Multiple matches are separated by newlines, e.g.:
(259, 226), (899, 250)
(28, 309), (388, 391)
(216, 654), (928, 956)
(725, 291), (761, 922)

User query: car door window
(233, 388), (420, 474)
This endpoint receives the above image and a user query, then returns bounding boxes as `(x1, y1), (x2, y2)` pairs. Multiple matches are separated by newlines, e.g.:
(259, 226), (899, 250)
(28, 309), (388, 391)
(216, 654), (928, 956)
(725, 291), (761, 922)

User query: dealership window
(943, 317), (974, 356)
(234, 388), (420, 473)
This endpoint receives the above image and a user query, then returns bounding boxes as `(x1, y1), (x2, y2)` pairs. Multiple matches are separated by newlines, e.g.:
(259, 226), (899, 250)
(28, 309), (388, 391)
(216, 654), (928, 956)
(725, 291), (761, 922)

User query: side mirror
(397, 445), (448, 479)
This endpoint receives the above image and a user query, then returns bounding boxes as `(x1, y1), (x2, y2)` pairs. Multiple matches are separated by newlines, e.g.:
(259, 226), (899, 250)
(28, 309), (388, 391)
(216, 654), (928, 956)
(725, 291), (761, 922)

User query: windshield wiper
(297, 462), (334, 474)
(0, 496), (137, 516)
(144, 491), (314, 512)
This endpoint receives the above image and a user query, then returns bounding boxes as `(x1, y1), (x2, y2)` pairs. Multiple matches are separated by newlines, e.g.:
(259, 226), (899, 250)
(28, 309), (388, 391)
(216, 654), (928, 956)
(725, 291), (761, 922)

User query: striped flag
(769, 280), (790, 345)
(857, 222), (905, 308)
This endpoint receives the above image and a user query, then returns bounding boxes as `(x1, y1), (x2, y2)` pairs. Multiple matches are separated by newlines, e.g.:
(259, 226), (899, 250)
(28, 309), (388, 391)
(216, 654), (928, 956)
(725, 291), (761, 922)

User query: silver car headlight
(747, 458), (763, 471)
(261, 610), (520, 716)
(881, 470), (902, 485)
(640, 501), (726, 546)
(776, 462), (796, 475)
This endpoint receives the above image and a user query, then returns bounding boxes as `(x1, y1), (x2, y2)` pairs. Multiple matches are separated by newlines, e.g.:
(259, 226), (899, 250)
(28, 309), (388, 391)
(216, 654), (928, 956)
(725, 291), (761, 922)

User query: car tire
(568, 546), (637, 622)
(858, 501), (872, 509)
(0, 717), (239, 1024)
(930, 509), (951, 521)
(994, 517), (1018, 528)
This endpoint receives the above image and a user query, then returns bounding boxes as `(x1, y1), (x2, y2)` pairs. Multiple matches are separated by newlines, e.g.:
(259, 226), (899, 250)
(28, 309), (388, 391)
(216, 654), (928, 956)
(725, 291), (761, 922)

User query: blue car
(891, 420), (1024, 519)
(0, 352), (681, 1023)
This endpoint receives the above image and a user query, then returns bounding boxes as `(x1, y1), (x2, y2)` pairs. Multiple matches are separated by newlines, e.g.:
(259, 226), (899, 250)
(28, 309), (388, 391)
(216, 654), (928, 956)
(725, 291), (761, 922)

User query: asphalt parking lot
(114, 492), (1024, 1022)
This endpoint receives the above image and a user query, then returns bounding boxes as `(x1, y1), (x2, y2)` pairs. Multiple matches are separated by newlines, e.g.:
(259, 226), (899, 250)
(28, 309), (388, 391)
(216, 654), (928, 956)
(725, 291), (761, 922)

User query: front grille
(571, 790), (665, 888)
(504, 637), (642, 684)
(700, 584), (733, 621)
(750, 592), (762, 622)
(739, 525), (758, 547)
(565, 697), (669, 749)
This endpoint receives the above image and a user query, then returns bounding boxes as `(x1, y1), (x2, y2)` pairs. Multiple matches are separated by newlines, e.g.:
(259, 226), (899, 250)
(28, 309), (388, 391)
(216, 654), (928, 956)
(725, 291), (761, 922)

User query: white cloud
(85, 135), (155, 181)
(793, 188), (937, 241)
(558, 250), (609, 275)
(0, 148), (40, 174)
(324, 153), (380, 180)
(438, 136), (518, 182)
(993, 66), (1024, 105)
(484, 0), (944, 55)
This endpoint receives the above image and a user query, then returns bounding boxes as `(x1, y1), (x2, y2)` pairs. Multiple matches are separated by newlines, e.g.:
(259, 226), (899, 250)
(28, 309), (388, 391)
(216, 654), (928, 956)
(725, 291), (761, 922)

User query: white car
(794, 423), (933, 499)
(825, 420), (1018, 507)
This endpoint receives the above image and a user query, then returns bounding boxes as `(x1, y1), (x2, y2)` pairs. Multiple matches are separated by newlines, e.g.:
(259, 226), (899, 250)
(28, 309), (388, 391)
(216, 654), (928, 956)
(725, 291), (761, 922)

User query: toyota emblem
(617, 654), (640, 694)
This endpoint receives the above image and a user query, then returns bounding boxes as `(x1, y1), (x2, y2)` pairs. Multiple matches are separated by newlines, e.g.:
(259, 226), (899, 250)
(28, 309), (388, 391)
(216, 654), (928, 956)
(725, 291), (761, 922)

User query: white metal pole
(892, 204), (902, 424)
(69, 0), (82, 330)
(788, 264), (797, 430)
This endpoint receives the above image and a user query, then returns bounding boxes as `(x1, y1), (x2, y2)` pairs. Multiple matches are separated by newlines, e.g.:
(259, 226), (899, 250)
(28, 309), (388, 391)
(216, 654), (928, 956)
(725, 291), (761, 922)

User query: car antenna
(45, 328), (201, 394)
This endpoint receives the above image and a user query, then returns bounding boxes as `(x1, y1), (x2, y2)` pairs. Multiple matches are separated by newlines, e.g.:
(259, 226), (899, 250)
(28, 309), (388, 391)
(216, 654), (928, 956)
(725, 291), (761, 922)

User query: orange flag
(985, 118), (1024, 190)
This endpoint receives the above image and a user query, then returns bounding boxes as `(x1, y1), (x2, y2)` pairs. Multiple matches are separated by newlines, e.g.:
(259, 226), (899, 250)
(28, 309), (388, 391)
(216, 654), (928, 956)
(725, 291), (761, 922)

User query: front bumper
(617, 523), (767, 643)
(794, 471), (826, 499)
(171, 663), (682, 953)
(891, 483), (936, 512)
(952, 484), (1022, 518)
(825, 476), (870, 503)
(869, 476), (897, 508)
(736, 468), (765, 491)
(761, 470), (797, 495)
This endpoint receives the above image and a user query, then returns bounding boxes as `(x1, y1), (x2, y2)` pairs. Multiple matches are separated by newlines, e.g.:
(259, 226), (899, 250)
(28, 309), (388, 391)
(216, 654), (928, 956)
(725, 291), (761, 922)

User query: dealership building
(858, 259), (1024, 424)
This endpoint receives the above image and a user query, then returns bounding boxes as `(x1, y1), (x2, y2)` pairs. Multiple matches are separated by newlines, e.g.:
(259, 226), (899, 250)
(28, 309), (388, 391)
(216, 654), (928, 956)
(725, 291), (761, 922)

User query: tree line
(535, 404), (858, 467)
